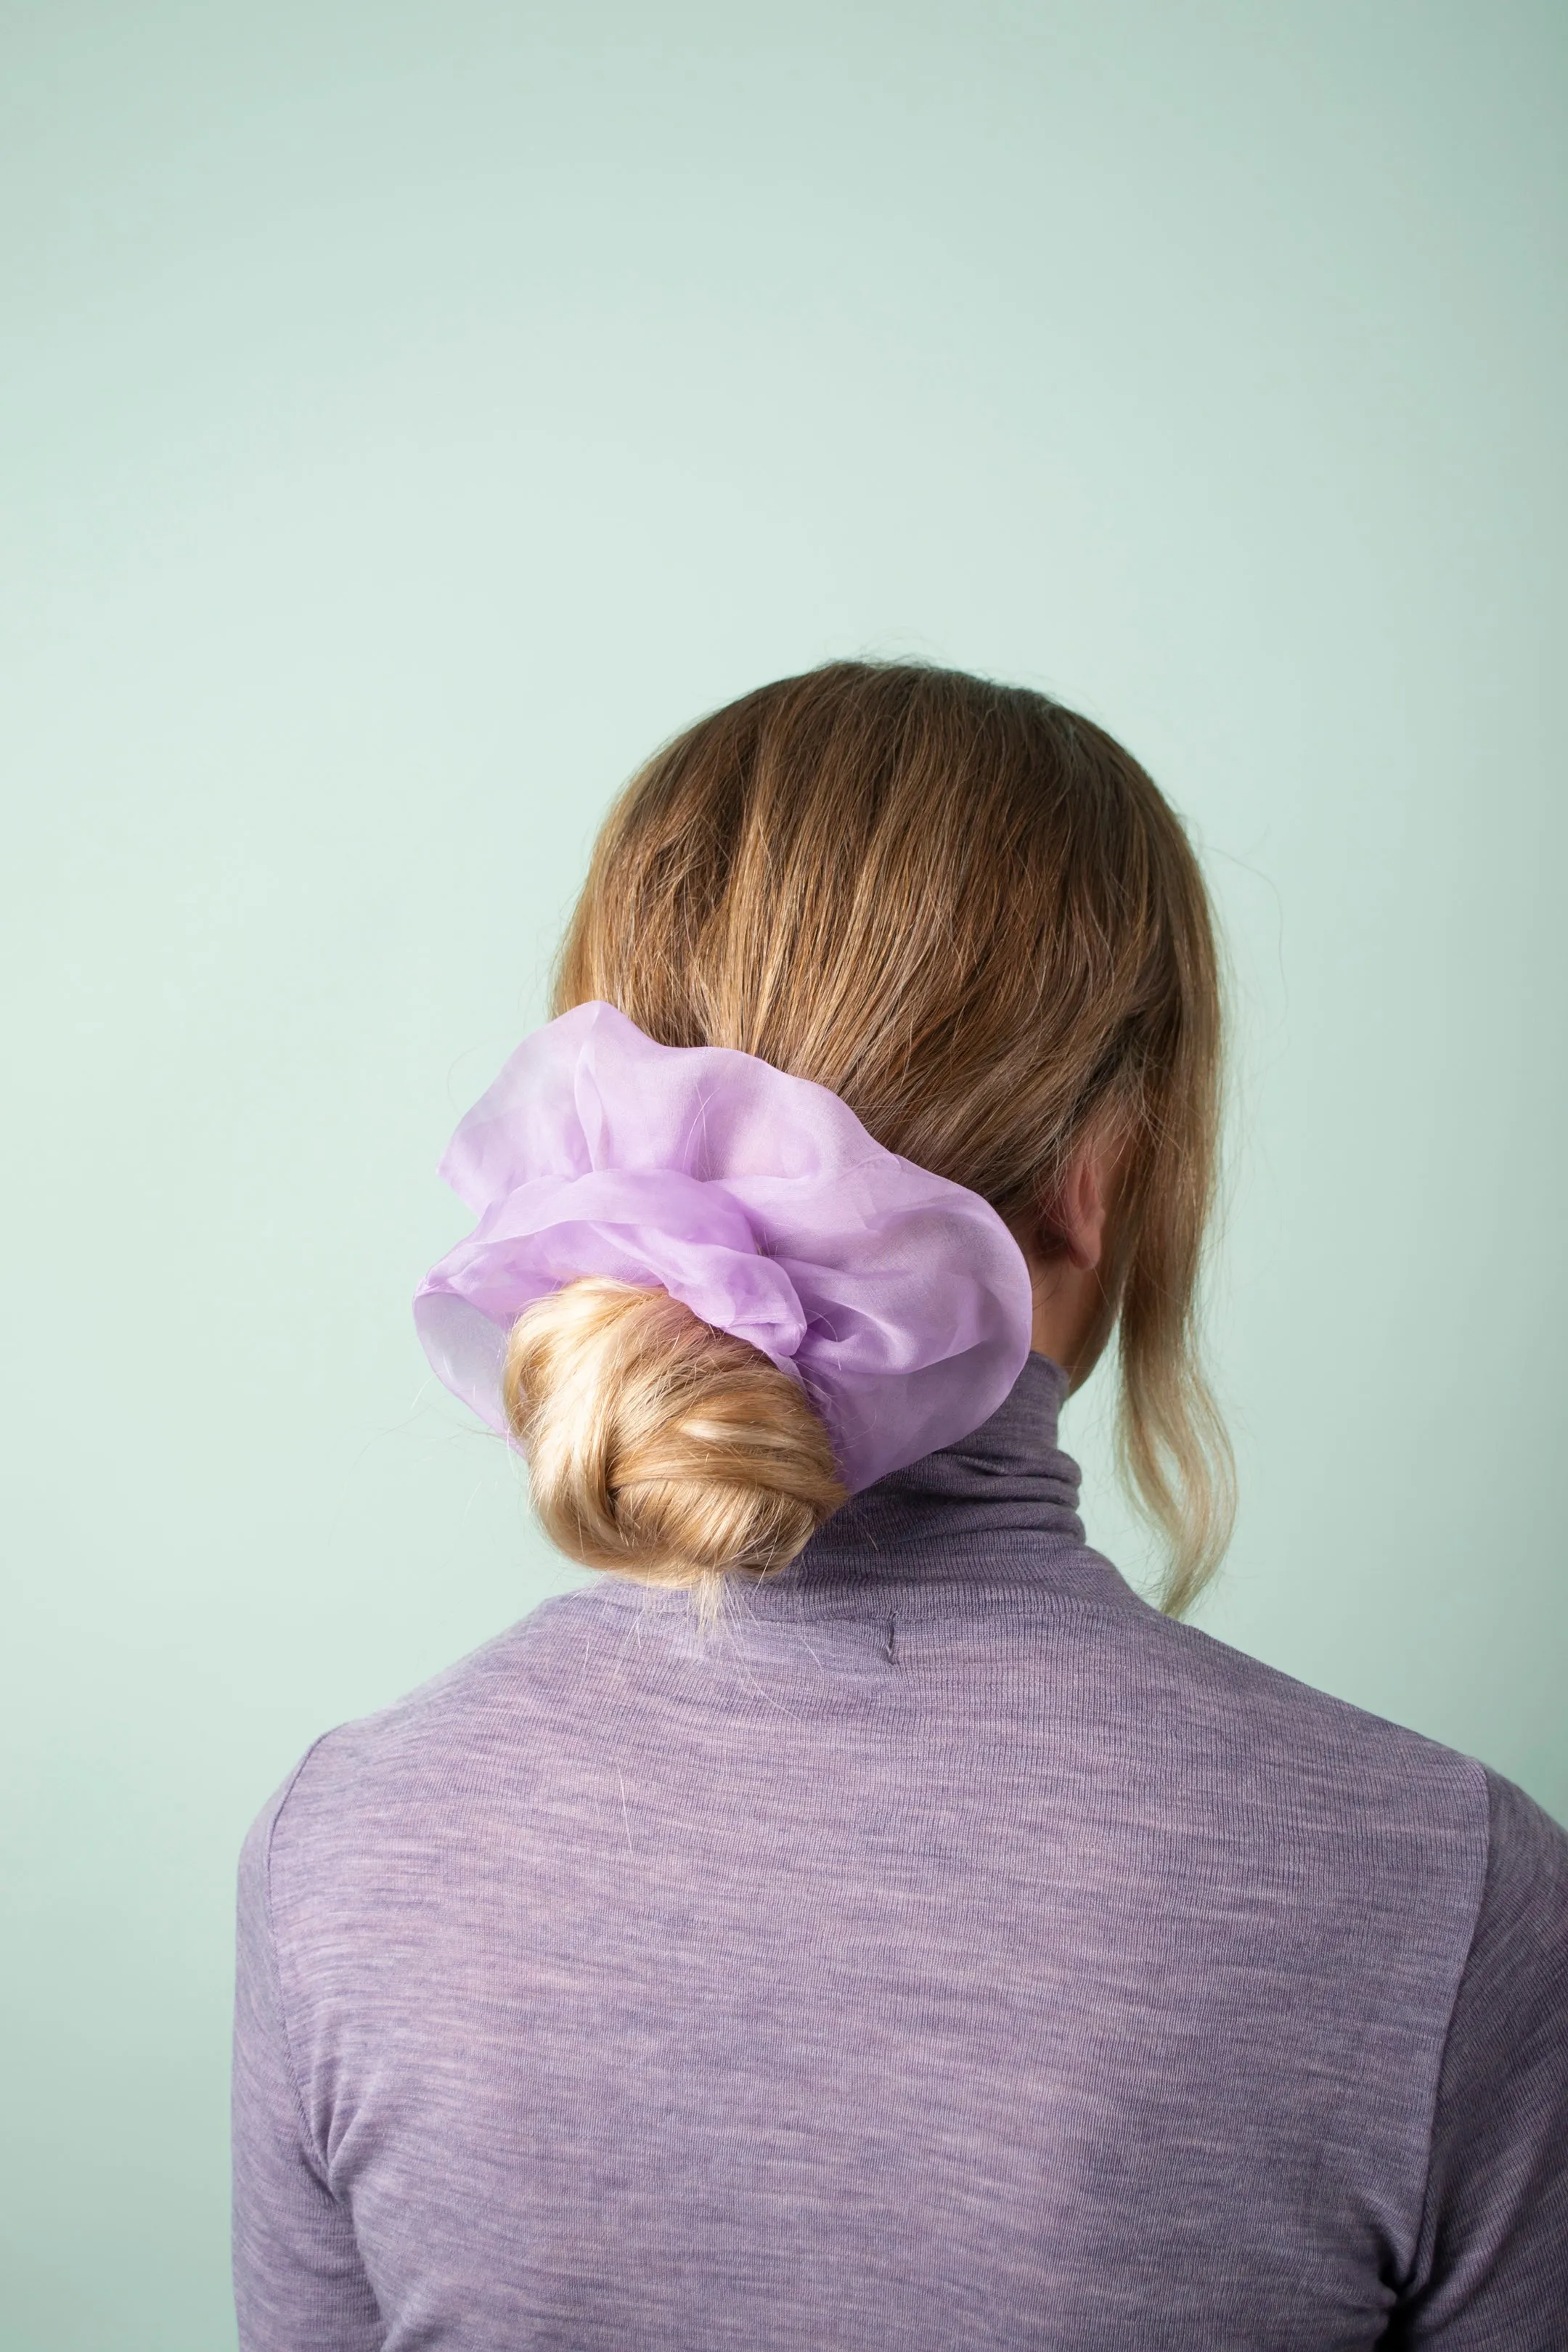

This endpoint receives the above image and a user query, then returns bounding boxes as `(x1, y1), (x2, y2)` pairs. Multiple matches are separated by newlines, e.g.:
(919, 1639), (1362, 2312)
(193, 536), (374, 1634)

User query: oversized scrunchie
(414, 1002), (1034, 1495)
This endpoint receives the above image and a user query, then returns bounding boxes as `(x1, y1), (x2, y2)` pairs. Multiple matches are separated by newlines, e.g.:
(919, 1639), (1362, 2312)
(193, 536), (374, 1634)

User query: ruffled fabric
(413, 1002), (1034, 1495)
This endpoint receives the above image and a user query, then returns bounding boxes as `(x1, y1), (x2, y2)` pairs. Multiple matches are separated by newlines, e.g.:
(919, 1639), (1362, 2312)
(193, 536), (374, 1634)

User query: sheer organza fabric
(414, 1002), (1034, 1494)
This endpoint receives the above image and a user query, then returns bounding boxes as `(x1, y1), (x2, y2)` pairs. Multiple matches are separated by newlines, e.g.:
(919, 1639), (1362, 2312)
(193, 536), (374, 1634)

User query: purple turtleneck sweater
(233, 1357), (1568, 2348)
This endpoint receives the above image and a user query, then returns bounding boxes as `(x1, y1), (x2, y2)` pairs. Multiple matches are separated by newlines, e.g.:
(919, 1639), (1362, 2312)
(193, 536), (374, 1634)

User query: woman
(233, 662), (1567, 2348)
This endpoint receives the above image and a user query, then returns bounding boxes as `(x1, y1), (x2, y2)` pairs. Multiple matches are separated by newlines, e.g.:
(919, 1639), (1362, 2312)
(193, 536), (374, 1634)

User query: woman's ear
(1040, 1142), (1114, 1273)
(1024, 1138), (1122, 1379)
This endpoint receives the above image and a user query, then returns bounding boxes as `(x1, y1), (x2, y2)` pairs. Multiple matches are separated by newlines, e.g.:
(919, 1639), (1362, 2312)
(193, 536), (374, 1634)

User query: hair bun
(503, 1278), (847, 1600)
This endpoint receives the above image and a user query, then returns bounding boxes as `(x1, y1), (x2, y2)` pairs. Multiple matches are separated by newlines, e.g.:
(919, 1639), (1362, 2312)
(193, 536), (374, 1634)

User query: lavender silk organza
(413, 1001), (1034, 1494)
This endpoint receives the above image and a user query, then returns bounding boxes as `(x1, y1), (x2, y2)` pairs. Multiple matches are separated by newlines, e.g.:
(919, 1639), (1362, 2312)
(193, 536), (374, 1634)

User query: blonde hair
(515, 660), (1233, 1614)
(505, 1278), (844, 1620)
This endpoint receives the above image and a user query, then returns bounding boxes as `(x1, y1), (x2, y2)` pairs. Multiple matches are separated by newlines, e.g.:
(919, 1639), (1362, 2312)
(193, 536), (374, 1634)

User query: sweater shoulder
(245, 1589), (595, 1863)
(1095, 1590), (1497, 1842)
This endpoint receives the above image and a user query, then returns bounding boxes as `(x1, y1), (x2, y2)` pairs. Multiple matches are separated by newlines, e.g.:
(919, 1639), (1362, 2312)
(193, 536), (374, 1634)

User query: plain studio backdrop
(2, 4), (1564, 2343)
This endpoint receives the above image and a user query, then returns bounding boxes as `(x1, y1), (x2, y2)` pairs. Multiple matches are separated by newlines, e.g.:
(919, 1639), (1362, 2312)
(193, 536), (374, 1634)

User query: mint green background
(2, 5), (1564, 2343)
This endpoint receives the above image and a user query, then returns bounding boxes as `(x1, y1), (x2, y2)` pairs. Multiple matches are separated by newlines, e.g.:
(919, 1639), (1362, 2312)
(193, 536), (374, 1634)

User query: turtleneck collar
(816, 1352), (1084, 1551)
(734, 1352), (1134, 1615)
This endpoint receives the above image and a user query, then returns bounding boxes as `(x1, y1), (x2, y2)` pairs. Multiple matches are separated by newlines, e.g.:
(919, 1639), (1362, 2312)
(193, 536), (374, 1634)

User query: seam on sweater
(576, 1581), (1143, 1634)
(261, 1730), (341, 2192)
(1394, 1755), (1495, 2308)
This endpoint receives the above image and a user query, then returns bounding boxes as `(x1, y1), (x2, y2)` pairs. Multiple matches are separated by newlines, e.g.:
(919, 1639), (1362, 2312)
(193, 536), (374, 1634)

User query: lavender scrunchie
(414, 1001), (1034, 1495)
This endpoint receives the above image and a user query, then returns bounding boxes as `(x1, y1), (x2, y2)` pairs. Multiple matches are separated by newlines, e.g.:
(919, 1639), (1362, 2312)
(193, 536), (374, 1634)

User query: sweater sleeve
(232, 1777), (385, 2352)
(1391, 1768), (1568, 2348)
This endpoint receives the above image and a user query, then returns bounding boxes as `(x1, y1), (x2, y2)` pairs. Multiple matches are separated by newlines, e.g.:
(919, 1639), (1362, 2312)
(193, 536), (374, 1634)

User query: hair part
(538, 658), (1233, 1613)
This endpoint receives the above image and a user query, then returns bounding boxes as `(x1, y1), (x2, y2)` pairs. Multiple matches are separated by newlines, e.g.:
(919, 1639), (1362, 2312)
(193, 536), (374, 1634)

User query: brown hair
(508, 659), (1232, 1614)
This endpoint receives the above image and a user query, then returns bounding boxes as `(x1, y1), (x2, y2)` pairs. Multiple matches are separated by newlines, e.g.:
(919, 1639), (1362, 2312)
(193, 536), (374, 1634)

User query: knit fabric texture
(233, 1355), (1568, 2348)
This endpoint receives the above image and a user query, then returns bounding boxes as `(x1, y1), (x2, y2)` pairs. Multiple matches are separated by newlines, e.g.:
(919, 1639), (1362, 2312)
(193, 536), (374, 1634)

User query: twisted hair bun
(502, 1278), (847, 1598)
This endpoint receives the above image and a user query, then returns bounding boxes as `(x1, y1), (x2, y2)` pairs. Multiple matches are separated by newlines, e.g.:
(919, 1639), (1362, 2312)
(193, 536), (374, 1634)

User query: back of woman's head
(509, 660), (1231, 1615)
